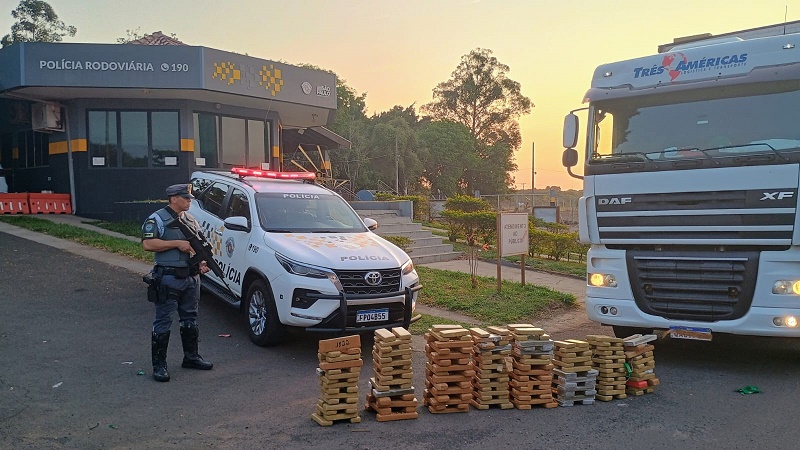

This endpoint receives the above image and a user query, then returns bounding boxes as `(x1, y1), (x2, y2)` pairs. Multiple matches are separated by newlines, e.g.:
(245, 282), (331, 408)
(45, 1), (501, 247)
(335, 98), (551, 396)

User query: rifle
(174, 214), (235, 294)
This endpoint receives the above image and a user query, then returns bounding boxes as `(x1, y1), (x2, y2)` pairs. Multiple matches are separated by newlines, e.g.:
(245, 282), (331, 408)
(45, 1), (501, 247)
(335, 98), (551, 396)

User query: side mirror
(562, 148), (579, 168)
(224, 216), (250, 232)
(563, 113), (579, 149)
(363, 218), (378, 231)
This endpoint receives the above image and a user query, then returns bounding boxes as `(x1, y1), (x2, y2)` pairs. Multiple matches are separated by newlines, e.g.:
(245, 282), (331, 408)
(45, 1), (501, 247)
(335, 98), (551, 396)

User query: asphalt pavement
(5, 220), (800, 449)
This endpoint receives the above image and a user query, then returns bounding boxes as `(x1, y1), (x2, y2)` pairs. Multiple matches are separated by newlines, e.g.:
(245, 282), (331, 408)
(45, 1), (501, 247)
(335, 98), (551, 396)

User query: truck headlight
(401, 259), (415, 276)
(275, 253), (342, 290)
(772, 280), (800, 295)
(589, 273), (617, 288)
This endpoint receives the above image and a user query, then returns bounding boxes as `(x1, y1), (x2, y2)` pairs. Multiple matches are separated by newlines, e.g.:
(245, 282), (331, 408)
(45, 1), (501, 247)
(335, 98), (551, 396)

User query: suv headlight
(275, 253), (342, 289)
(401, 259), (415, 276)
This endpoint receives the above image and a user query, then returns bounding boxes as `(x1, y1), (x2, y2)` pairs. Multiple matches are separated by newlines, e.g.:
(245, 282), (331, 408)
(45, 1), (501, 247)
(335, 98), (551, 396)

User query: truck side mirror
(563, 113), (579, 149)
(562, 148), (578, 168)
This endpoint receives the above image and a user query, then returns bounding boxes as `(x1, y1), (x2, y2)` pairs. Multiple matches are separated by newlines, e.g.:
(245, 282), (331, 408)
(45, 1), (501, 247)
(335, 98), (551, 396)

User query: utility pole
(394, 134), (399, 194)
(531, 141), (535, 192)
(531, 141), (535, 207)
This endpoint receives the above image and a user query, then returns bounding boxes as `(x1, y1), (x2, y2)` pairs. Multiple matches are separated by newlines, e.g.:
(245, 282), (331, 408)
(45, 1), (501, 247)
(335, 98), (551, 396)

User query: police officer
(141, 183), (213, 382)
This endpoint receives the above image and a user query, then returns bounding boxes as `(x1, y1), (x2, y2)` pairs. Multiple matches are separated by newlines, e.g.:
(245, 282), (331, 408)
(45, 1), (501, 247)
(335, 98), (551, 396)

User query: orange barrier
(28, 193), (72, 214)
(0, 193), (31, 214)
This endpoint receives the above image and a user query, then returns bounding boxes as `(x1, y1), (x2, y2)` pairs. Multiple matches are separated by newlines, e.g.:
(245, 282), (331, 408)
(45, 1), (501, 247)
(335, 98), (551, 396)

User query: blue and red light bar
(231, 167), (316, 180)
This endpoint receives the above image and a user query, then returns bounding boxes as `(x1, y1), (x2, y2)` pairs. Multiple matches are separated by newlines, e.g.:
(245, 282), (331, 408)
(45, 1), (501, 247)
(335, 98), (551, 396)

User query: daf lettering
(760, 192), (794, 201)
(598, 197), (632, 205)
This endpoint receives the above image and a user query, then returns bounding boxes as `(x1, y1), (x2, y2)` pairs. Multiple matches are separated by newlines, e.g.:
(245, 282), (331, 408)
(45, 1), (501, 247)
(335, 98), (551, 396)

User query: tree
(327, 78), (377, 189)
(422, 48), (532, 193)
(116, 28), (181, 44)
(116, 27), (144, 44)
(417, 120), (476, 197)
(117, 27), (179, 44)
(1, 0), (76, 48)
(366, 117), (423, 195)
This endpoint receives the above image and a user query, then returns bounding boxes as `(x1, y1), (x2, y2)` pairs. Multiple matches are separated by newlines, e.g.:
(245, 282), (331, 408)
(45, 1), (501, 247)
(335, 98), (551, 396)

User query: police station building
(0, 34), (347, 219)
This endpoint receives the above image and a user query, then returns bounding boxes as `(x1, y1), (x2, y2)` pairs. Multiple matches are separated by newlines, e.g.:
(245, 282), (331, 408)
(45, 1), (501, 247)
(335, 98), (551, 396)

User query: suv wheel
(244, 280), (286, 346)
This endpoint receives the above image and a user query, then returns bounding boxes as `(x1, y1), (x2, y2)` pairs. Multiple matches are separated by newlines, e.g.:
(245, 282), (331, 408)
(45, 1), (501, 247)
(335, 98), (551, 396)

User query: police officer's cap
(165, 184), (194, 199)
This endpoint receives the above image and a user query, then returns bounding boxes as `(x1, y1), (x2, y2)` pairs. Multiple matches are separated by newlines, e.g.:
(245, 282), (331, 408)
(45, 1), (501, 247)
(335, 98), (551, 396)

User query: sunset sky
(3, 0), (798, 191)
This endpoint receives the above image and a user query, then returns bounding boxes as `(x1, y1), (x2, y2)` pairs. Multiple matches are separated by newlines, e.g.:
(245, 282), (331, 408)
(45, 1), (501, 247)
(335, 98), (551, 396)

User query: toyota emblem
(364, 271), (382, 286)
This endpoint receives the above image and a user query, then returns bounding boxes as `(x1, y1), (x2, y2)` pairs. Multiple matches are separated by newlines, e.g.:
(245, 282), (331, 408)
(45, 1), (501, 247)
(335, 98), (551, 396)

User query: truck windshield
(255, 192), (367, 233)
(590, 80), (800, 161)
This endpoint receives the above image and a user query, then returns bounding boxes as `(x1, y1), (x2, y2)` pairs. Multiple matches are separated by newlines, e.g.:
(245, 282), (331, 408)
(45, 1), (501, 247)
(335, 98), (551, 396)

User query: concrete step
(354, 208), (462, 264)
(406, 243), (455, 257)
(412, 252), (465, 265)
(376, 222), (424, 233)
(356, 212), (408, 225)
(399, 236), (447, 247)
(375, 229), (435, 240)
(356, 209), (402, 217)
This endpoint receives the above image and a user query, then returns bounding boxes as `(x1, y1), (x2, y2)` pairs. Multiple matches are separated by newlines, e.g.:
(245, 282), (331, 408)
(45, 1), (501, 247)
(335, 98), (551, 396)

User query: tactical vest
(153, 207), (190, 267)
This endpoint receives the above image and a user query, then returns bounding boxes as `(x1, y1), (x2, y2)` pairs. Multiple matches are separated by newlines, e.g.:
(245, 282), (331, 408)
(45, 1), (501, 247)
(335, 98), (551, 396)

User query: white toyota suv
(189, 168), (421, 346)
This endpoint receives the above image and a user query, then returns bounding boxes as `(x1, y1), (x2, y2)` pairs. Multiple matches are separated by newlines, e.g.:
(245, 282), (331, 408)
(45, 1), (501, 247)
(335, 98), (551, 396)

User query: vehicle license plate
(356, 308), (388, 323)
(669, 326), (712, 341)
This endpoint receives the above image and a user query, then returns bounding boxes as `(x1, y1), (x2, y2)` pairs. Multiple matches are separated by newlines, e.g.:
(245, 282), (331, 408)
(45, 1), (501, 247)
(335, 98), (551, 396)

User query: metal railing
(480, 193), (578, 224)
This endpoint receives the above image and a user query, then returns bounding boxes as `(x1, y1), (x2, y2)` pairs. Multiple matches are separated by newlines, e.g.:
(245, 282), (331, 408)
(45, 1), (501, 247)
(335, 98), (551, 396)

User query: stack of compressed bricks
(623, 334), (659, 395)
(469, 326), (513, 410)
(586, 335), (627, 401)
(312, 335), (363, 426)
(423, 325), (475, 414)
(365, 327), (419, 421)
(507, 324), (558, 410)
(551, 339), (598, 406)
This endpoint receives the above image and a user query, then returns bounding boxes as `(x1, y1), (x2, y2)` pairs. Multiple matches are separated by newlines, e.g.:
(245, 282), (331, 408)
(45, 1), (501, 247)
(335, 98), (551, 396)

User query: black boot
(180, 324), (213, 370)
(151, 331), (170, 382)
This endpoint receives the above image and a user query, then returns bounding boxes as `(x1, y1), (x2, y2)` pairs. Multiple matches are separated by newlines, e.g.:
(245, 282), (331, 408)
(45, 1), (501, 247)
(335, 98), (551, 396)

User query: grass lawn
(416, 266), (575, 325)
(0, 216), (153, 263)
(408, 313), (477, 335)
(451, 241), (586, 278)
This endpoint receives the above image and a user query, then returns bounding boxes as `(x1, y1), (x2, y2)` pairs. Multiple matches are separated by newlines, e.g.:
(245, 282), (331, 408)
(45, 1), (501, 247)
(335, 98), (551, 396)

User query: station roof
(0, 40), (337, 128)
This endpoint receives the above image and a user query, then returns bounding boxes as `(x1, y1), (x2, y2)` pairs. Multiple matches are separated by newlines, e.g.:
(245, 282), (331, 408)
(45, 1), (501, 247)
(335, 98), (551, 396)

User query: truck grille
(333, 268), (402, 295)
(596, 189), (796, 244)
(627, 250), (759, 322)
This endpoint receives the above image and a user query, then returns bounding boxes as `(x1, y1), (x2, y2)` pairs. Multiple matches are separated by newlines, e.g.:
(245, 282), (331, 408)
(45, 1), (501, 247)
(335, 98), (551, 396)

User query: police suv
(189, 167), (421, 346)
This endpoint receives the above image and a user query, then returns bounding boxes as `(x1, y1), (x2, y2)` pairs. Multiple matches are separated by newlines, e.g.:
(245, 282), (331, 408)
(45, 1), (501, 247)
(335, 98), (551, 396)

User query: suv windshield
(255, 192), (367, 233)
(589, 80), (800, 161)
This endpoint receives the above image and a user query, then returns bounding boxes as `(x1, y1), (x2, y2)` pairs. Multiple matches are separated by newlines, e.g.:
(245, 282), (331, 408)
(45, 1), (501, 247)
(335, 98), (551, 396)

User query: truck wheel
(244, 280), (286, 346)
(612, 326), (652, 339)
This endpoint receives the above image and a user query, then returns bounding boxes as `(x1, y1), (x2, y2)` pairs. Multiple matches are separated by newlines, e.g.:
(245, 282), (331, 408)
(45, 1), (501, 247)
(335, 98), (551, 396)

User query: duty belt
(154, 266), (192, 278)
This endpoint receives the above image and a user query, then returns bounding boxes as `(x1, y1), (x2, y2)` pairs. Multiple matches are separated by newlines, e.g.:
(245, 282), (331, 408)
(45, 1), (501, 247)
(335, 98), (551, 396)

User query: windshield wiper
(591, 152), (654, 163)
(705, 143), (789, 162)
(264, 229), (294, 233)
(658, 147), (712, 159)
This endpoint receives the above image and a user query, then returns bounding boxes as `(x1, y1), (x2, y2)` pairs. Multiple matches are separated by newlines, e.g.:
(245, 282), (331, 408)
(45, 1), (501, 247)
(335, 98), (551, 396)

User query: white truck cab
(189, 168), (421, 346)
(562, 31), (800, 340)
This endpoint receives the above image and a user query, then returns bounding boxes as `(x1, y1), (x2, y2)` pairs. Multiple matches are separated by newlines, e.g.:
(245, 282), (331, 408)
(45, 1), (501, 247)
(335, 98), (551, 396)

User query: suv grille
(333, 268), (402, 295)
(627, 250), (758, 322)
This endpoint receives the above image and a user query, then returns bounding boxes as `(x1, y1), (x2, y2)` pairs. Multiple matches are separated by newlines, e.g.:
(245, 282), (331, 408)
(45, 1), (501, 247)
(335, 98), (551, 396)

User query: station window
(16, 131), (50, 168)
(87, 110), (179, 168)
(192, 112), (270, 170)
